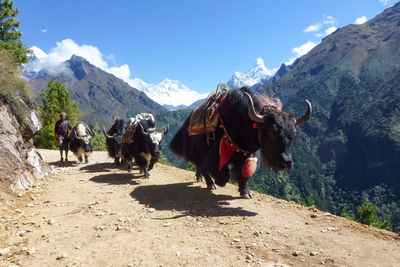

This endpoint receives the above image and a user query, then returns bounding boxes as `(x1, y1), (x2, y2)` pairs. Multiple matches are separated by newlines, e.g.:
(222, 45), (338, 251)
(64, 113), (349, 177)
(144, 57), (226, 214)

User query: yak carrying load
(120, 113), (168, 178)
(170, 83), (312, 198)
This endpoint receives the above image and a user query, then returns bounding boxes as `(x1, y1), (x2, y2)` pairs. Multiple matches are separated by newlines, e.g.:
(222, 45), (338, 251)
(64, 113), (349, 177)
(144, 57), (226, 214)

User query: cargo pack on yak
(169, 83), (311, 198)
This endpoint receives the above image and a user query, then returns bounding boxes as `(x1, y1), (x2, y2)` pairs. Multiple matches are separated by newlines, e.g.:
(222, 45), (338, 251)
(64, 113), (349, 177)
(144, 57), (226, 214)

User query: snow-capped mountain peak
(30, 46), (47, 60)
(227, 58), (276, 88)
(129, 78), (208, 107)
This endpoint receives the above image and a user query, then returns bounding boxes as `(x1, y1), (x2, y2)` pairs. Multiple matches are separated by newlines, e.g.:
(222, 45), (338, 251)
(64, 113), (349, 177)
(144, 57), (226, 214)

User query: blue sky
(15, 0), (397, 93)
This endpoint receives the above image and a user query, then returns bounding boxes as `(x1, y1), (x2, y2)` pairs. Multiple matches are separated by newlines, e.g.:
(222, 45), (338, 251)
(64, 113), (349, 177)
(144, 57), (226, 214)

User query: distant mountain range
(25, 48), (276, 110)
(25, 55), (167, 127)
(130, 78), (208, 107)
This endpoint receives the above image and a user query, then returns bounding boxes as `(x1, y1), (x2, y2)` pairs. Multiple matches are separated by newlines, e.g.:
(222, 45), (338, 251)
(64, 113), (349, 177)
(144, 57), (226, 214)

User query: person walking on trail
(55, 112), (72, 162)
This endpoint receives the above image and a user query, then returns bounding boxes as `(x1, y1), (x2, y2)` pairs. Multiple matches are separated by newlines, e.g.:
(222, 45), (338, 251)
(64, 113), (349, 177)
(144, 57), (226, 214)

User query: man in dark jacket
(54, 112), (72, 161)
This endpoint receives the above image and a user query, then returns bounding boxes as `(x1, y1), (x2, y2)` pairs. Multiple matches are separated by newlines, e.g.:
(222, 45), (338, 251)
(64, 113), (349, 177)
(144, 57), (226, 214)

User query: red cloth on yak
(219, 135), (236, 170)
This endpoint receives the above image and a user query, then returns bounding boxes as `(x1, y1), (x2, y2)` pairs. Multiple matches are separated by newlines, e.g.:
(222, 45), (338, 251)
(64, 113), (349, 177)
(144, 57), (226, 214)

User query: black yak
(69, 121), (94, 163)
(103, 118), (127, 165)
(121, 118), (168, 178)
(169, 87), (311, 198)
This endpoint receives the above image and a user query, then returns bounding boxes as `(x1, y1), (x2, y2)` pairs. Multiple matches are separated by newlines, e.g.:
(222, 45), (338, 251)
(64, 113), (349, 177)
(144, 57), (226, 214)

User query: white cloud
(322, 15), (338, 26)
(28, 39), (133, 83)
(355, 16), (367, 24)
(285, 41), (317, 65)
(292, 41), (317, 57)
(40, 29), (47, 33)
(304, 15), (338, 38)
(325, 27), (337, 36)
(303, 23), (321, 33)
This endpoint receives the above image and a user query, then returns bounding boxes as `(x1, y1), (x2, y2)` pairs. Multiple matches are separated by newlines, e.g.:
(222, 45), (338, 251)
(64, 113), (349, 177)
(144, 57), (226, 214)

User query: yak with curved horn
(121, 116), (169, 178)
(169, 86), (311, 198)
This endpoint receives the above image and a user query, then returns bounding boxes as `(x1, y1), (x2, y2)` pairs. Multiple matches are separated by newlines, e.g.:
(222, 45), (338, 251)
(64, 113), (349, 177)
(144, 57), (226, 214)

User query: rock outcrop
(0, 95), (49, 199)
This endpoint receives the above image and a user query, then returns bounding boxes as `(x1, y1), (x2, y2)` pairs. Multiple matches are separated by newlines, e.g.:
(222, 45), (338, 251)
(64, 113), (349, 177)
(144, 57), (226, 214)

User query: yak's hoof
(78, 156), (83, 162)
(240, 192), (252, 199)
(207, 184), (217, 190)
(128, 164), (132, 173)
(196, 176), (203, 183)
(85, 158), (88, 164)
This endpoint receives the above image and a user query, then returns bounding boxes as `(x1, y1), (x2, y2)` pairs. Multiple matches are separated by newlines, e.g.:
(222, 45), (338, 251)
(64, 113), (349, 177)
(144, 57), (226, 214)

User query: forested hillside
(253, 2), (400, 230)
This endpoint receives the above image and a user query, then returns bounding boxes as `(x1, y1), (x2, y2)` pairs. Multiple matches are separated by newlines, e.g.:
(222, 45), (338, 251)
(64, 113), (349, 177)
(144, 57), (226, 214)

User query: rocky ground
(1, 150), (400, 267)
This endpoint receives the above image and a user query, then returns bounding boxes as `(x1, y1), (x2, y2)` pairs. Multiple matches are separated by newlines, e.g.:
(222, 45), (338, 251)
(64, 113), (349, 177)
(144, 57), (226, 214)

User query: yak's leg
(148, 157), (157, 171)
(78, 156), (83, 162)
(84, 154), (89, 164)
(114, 157), (120, 165)
(198, 169), (216, 190)
(231, 165), (252, 199)
(238, 179), (252, 199)
(195, 169), (203, 182)
(143, 165), (150, 179)
(127, 162), (133, 173)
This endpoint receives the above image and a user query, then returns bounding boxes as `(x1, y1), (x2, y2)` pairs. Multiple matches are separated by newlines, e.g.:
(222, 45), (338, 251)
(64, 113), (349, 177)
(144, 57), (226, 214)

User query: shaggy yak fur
(121, 120), (168, 178)
(169, 87), (311, 198)
(104, 118), (127, 165)
(69, 122), (94, 163)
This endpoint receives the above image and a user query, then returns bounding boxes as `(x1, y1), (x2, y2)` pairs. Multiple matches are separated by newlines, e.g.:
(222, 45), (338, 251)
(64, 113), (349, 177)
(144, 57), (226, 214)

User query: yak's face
(148, 132), (163, 157)
(109, 119), (125, 137)
(79, 137), (93, 152)
(244, 91), (311, 172)
(258, 108), (296, 171)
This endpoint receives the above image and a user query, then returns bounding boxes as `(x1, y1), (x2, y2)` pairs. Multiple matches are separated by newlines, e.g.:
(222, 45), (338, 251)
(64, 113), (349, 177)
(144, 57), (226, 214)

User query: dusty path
(1, 150), (400, 267)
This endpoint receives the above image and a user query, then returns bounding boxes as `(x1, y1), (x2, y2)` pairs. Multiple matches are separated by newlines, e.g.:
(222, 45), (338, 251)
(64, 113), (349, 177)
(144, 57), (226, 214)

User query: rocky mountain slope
(1, 150), (399, 266)
(253, 2), (400, 230)
(26, 55), (167, 127)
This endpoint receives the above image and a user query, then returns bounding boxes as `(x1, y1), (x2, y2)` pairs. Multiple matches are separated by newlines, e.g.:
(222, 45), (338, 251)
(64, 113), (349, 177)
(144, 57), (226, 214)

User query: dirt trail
(1, 150), (400, 267)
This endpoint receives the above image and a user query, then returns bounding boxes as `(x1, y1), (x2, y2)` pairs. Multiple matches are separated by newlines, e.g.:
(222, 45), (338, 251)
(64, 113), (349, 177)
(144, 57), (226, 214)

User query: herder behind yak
(54, 112), (72, 162)
(169, 84), (311, 199)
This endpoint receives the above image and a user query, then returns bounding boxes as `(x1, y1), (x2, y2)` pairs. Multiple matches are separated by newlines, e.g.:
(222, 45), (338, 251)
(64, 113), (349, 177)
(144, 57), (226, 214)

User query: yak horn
(139, 123), (150, 136)
(103, 127), (114, 139)
(146, 127), (156, 133)
(74, 129), (83, 140)
(163, 124), (169, 136)
(244, 92), (264, 123)
(295, 99), (312, 126)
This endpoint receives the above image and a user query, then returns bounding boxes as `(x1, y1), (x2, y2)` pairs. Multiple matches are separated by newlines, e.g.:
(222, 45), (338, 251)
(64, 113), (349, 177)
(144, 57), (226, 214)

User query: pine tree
(0, 0), (29, 64)
(92, 121), (106, 151)
(355, 200), (393, 231)
(33, 80), (80, 149)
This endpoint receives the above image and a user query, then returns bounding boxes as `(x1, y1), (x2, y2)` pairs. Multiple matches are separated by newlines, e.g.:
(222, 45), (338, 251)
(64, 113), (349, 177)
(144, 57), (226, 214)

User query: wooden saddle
(187, 83), (229, 140)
